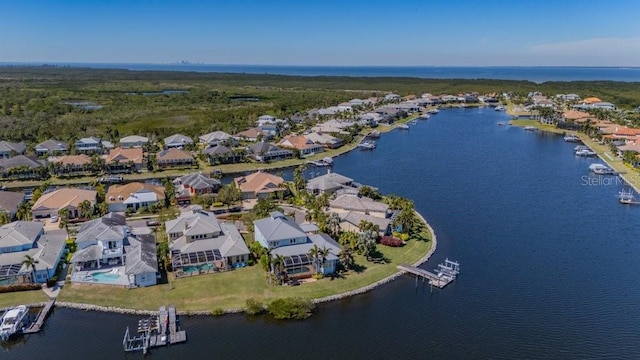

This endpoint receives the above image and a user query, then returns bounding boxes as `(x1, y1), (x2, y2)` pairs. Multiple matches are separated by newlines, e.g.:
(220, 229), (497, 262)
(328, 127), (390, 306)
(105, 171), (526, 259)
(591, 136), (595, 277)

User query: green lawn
(56, 228), (432, 312)
(0, 290), (49, 309)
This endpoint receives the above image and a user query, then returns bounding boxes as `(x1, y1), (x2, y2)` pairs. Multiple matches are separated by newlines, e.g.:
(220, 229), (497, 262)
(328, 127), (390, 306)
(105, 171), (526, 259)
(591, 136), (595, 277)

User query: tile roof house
(304, 132), (344, 149)
(105, 147), (144, 173)
(234, 171), (285, 199)
(339, 211), (391, 237)
(203, 145), (244, 165)
(32, 188), (97, 219)
(0, 222), (66, 284)
(329, 194), (390, 219)
(156, 148), (195, 169)
(173, 172), (221, 204)
(106, 182), (165, 212)
(166, 208), (250, 275)
(70, 213), (158, 287)
(198, 131), (233, 146)
(234, 127), (267, 142)
(0, 191), (24, 220)
(254, 211), (341, 276)
(50, 154), (92, 175)
(278, 135), (324, 156)
(164, 134), (194, 149)
(0, 156), (46, 180)
(0, 141), (26, 159)
(563, 110), (592, 122)
(119, 135), (149, 148)
(246, 141), (292, 162)
(306, 172), (354, 195)
(35, 139), (69, 156)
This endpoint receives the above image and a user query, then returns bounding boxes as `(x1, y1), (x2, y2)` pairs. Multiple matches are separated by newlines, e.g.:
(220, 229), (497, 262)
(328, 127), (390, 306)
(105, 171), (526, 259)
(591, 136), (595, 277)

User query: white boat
(366, 130), (380, 138)
(322, 157), (333, 165)
(589, 163), (607, 172)
(524, 126), (537, 131)
(495, 105), (506, 111)
(357, 141), (376, 150)
(575, 145), (589, 152)
(398, 124), (410, 130)
(428, 109), (439, 114)
(497, 122), (507, 126)
(575, 149), (596, 157)
(0, 305), (28, 340)
(410, 120), (418, 125)
(617, 189), (636, 204)
(419, 114), (431, 120)
(564, 134), (581, 142)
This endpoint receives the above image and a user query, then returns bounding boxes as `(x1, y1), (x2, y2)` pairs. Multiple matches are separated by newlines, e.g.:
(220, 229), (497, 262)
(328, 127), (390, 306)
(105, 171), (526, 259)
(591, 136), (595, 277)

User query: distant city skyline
(1, 0), (639, 66)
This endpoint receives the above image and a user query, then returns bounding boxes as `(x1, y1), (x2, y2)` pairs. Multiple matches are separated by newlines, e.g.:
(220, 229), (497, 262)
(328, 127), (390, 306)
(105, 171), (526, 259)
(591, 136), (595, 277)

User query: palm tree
(79, 200), (93, 219)
(16, 201), (32, 221)
(308, 244), (321, 273)
(338, 248), (355, 271)
(22, 255), (39, 283)
(271, 254), (286, 284)
(318, 246), (330, 274)
(0, 211), (9, 225)
(327, 212), (341, 238)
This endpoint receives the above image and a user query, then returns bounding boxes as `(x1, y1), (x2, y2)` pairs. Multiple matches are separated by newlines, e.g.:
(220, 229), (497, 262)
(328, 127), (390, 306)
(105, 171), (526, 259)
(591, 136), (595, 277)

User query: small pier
(398, 258), (460, 289)
(123, 305), (187, 354)
(23, 298), (55, 334)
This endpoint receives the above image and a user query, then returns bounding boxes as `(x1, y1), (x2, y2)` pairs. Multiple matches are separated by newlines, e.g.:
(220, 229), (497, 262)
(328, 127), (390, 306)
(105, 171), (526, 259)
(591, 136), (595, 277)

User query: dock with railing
(123, 305), (187, 354)
(23, 298), (56, 334)
(398, 258), (460, 289)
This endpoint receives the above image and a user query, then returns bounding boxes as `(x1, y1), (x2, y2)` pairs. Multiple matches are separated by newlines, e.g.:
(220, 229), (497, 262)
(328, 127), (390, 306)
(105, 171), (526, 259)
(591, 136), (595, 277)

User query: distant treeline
(0, 66), (639, 146)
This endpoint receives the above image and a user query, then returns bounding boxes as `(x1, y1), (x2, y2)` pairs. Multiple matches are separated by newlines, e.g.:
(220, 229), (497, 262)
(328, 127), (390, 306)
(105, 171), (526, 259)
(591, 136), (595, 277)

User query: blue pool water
(90, 271), (120, 282)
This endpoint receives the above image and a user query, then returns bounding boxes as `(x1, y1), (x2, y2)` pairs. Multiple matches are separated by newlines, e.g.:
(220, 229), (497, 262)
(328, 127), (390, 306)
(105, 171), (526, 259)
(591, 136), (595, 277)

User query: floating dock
(23, 298), (56, 334)
(398, 258), (460, 289)
(123, 305), (187, 354)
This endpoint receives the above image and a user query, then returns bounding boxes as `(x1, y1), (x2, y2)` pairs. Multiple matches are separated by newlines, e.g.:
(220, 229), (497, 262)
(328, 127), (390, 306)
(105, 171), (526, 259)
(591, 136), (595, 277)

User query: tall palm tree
(308, 244), (320, 273)
(338, 248), (355, 271)
(22, 255), (39, 283)
(327, 212), (341, 238)
(271, 254), (286, 284)
(79, 200), (93, 219)
(318, 246), (330, 274)
(16, 201), (32, 221)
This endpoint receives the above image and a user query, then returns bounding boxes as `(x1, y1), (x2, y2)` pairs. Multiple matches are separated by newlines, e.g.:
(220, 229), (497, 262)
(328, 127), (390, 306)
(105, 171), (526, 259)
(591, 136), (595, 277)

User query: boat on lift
(0, 305), (29, 340)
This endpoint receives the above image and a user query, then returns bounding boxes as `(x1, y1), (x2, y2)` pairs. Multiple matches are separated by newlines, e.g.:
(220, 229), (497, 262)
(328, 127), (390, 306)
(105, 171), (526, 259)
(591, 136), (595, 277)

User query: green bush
(245, 298), (265, 315)
(266, 297), (315, 320)
(0, 284), (42, 293)
(211, 308), (225, 316)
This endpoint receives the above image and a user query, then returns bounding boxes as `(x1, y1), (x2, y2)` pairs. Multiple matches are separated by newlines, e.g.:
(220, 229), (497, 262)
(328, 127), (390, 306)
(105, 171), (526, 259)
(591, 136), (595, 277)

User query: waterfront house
(562, 110), (592, 123)
(304, 132), (343, 149)
(106, 182), (165, 212)
(51, 154), (92, 175)
(119, 135), (149, 148)
(0, 191), (24, 220)
(306, 172), (354, 195)
(0, 221), (66, 285)
(278, 135), (324, 157)
(256, 115), (280, 127)
(156, 148), (195, 169)
(329, 194), (390, 219)
(0, 141), (26, 159)
(164, 134), (194, 149)
(0, 156), (46, 180)
(234, 127), (268, 142)
(254, 211), (340, 277)
(198, 131), (234, 146)
(31, 188), (97, 219)
(234, 171), (285, 199)
(105, 147), (144, 173)
(384, 93), (401, 101)
(203, 144), (244, 164)
(166, 208), (250, 276)
(339, 211), (391, 237)
(246, 141), (293, 162)
(75, 137), (109, 154)
(70, 213), (158, 287)
(173, 172), (221, 204)
(35, 139), (68, 156)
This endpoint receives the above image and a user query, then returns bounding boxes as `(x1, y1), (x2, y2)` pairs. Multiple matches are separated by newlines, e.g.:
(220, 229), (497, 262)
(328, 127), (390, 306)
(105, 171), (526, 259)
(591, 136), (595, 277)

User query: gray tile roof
(0, 141), (26, 154)
(339, 211), (391, 230)
(165, 210), (222, 237)
(199, 131), (232, 144)
(125, 234), (158, 275)
(271, 233), (340, 261)
(34, 230), (66, 270)
(35, 139), (68, 152)
(0, 221), (43, 248)
(70, 244), (102, 263)
(203, 145), (232, 155)
(174, 172), (221, 190)
(0, 155), (44, 170)
(76, 213), (126, 245)
(306, 172), (353, 192)
(219, 223), (250, 257)
(330, 194), (389, 214)
(0, 191), (24, 215)
(164, 134), (193, 146)
(253, 212), (307, 242)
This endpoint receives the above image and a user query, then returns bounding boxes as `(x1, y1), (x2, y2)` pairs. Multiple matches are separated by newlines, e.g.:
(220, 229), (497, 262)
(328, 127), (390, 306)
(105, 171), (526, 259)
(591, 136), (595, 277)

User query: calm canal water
(5, 108), (640, 359)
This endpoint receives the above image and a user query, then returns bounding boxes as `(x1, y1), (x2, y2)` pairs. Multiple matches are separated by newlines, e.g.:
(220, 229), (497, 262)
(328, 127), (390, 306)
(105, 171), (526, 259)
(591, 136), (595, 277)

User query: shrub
(267, 297), (315, 320)
(46, 279), (57, 288)
(211, 308), (225, 316)
(0, 284), (42, 293)
(380, 236), (404, 247)
(245, 298), (265, 315)
(246, 258), (255, 266)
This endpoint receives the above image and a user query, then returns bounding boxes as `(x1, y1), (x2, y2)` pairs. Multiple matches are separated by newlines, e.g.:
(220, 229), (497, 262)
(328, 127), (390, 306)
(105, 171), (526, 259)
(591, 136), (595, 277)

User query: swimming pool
(286, 266), (312, 275)
(90, 271), (120, 282)
(183, 263), (216, 274)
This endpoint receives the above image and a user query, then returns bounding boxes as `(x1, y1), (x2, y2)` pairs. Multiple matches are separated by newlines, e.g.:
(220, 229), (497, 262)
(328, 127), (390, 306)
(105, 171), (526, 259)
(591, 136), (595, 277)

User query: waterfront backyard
(54, 229), (432, 311)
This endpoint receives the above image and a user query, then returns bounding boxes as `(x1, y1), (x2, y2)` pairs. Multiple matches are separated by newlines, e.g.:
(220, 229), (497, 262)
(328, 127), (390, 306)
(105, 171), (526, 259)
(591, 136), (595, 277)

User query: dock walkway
(123, 305), (187, 354)
(23, 298), (55, 334)
(397, 258), (460, 289)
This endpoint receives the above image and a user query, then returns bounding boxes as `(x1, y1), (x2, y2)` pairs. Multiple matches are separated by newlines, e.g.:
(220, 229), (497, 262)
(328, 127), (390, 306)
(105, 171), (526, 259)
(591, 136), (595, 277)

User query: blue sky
(1, 0), (639, 66)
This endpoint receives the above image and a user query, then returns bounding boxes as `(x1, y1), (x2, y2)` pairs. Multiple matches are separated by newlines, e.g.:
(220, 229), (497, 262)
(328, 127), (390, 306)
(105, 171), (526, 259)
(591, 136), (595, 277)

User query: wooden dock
(23, 298), (55, 334)
(123, 305), (187, 354)
(398, 258), (460, 289)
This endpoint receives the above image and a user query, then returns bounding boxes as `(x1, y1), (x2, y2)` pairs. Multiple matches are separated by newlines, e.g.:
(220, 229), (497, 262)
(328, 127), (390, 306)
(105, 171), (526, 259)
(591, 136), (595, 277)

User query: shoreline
(19, 209), (437, 317)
